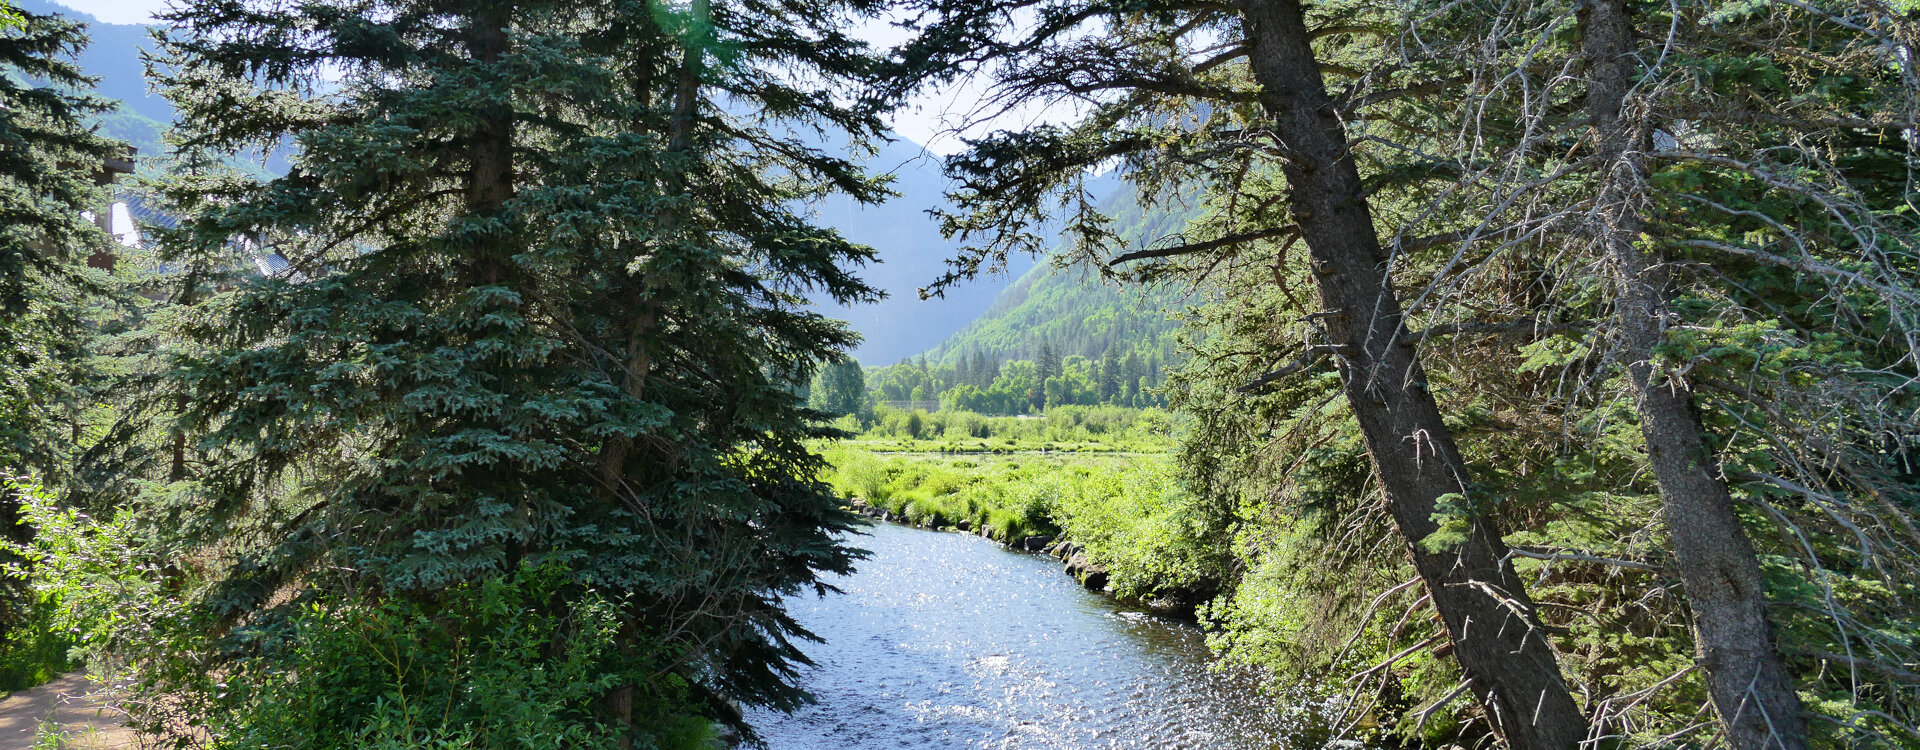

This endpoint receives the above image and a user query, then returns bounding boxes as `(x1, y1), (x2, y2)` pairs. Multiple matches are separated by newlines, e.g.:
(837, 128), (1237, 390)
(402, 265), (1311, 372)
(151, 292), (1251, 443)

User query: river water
(748, 522), (1312, 749)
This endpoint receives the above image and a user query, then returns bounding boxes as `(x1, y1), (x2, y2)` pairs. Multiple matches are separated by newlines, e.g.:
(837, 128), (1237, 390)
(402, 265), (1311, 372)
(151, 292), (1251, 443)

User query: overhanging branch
(1107, 226), (1297, 266)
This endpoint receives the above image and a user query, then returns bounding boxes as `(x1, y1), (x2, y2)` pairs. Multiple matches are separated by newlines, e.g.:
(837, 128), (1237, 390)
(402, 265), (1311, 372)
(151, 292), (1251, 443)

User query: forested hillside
(812, 136), (1043, 365)
(11, 1), (168, 161)
(860, 186), (1196, 412)
(922, 185), (1194, 366)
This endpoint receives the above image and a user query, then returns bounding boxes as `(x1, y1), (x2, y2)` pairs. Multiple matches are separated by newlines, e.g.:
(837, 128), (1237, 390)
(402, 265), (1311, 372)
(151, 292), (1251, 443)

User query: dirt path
(0, 675), (135, 749)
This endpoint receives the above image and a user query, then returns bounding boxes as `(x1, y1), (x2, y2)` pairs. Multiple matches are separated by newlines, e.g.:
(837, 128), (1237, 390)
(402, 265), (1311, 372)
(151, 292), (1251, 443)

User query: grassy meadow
(817, 407), (1231, 604)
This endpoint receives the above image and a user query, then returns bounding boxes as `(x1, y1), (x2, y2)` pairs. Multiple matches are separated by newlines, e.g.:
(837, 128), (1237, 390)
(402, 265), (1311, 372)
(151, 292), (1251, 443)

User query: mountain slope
(816, 138), (1042, 365)
(15, 0), (170, 159)
(921, 263), (1188, 367)
(920, 183), (1198, 367)
(16, 0), (1051, 366)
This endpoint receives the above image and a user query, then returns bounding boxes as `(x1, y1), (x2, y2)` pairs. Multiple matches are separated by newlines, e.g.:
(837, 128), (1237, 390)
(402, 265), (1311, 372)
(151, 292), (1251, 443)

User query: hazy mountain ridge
(20, 0), (1155, 368)
(916, 183), (1198, 368)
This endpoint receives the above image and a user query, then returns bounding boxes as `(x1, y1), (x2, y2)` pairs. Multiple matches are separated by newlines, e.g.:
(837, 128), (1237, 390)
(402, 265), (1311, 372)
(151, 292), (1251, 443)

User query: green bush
(0, 596), (74, 693)
(1050, 462), (1230, 600)
(11, 488), (716, 750)
(211, 566), (643, 750)
(0, 483), (77, 693)
(848, 407), (1179, 452)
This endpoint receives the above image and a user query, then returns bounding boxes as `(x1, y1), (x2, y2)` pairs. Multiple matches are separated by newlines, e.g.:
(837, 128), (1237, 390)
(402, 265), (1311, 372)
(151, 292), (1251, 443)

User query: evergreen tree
(1098, 347), (1119, 402)
(894, 0), (1593, 743)
(0, 9), (118, 480)
(1032, 339), (1061, 410)
(0, 7), (121, 638)
(894, 0), (1920, 742)
(150, 0), (886, 740)
(810, 360), (867, 419)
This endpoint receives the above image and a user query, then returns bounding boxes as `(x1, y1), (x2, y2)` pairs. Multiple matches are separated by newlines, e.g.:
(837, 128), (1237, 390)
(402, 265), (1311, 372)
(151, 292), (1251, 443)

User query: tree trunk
(593, 6), (710, 741)
(465, 4), (515, 244)
(593, 4), (703, 506)
(1237, 1), (1589, 747)
(1581, 0), (1811, 746)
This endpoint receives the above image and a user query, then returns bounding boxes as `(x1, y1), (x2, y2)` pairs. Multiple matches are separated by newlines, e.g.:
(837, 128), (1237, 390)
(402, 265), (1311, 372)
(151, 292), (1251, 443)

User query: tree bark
(593, 6), (709, 741)
(1237, 1), (1589, 747)
(1581, 0), (1811, 746)
(593, 4), (703, 507)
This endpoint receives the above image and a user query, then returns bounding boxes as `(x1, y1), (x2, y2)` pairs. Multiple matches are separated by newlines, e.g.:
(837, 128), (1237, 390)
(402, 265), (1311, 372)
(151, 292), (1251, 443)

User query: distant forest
(868, 338), (1174, 413)
(858, 186), (1196, 414)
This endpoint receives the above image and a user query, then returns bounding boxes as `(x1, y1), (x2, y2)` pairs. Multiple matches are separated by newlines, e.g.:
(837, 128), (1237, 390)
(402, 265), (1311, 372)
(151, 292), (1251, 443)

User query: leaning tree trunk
(1238, 1), (1589, 746)
(1581, 0), (1811, 746)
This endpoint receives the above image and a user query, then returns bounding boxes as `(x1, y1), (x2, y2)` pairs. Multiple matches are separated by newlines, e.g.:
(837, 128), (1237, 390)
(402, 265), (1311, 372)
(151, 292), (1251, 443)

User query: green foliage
(11, 485), (717, 749)
(7, 481), (186, 690)
(853, 405), (1175, 452)
(1047, 461), (1228, 600)
(136, 0), (887, 737)
(809, 359), (869, 419)
(823, 447), (1063, 541)
(865, 186), (1195, 415)
(871, 335), (1177, 413)
(0, 8), (123, 485)
(209, 566), (645, 750)
(0, 590), (73, 693)
(821, 444), (1227, 604)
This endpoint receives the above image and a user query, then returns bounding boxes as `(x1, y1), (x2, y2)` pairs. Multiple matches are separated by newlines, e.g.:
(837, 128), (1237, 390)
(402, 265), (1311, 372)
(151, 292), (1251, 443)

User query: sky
(56, 0), (158, 24)
(53, 0), (1075, 156)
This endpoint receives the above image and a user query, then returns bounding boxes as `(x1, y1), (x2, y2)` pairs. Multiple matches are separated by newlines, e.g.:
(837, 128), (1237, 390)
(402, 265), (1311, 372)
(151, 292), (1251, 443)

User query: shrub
(1051, 462), (1230, 600)
(209, 565), (644, 750)
(12, 488), (715, 750)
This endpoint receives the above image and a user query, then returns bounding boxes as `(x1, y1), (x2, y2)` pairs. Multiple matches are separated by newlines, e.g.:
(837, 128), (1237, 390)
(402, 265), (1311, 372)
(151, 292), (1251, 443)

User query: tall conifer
(151, 0), (887, 737)
(0, 10), (118, 480)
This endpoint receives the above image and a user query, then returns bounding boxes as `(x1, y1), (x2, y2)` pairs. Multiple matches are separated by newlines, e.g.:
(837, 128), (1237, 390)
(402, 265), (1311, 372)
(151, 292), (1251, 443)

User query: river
(748, 522), (1315, 749)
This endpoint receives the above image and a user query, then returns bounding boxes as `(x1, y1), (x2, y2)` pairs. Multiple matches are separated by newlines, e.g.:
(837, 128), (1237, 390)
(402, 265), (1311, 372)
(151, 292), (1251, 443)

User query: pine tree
(0, 9), (119, 479)
(1098, 347), (1120, 402)
(0, 6), (122, 637)
(1030, 339), (1061, 411)
(151, 0), (886, 739)
(894, 0), (1590, 743)
(812, 360), (867, 418)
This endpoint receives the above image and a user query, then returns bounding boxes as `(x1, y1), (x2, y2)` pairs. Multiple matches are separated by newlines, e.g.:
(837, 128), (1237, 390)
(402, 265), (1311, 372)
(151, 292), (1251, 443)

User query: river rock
(710, 721), (744, 748)
(956, 519), (972, 532)
(1065, 553), (1108, 590)
(1018, 535), (1053, 552)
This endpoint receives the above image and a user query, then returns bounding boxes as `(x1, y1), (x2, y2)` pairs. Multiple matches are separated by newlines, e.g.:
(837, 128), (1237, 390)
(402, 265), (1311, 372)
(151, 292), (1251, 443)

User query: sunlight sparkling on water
(746, 523), (1311, 750)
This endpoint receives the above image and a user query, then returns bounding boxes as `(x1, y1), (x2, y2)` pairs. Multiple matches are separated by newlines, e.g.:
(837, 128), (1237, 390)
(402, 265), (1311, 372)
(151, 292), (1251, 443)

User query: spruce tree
(0, 7), (122, 638)
(1098, 347), (1119, 402)
(0, 9), (118, 479)
(151, 0), (886, 739)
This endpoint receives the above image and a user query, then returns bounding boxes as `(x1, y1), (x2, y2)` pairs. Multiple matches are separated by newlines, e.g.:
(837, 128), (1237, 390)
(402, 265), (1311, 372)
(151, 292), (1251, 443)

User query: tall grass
(820, 447), (1230, 602)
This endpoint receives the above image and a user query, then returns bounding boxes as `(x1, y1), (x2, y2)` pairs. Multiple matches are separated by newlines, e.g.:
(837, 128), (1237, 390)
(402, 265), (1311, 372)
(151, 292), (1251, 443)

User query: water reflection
(747, 522), (1309, 749)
